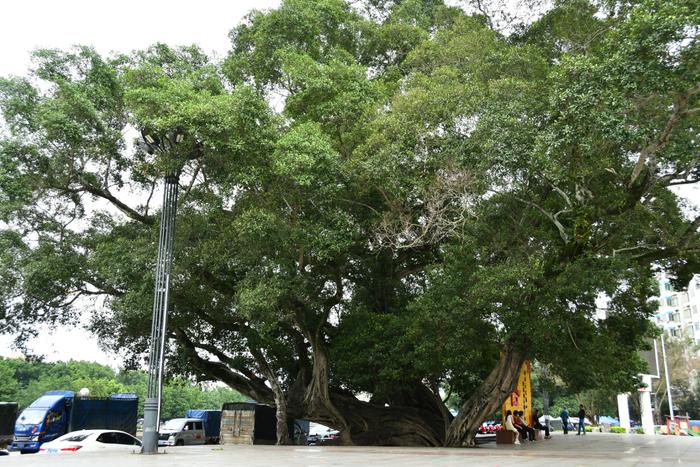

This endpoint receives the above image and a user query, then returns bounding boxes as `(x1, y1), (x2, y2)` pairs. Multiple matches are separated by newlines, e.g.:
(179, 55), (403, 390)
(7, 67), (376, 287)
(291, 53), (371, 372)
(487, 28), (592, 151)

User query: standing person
(577, 405), (586, 435)
(560, 408), (570, 434)
(533, 408), (551, 439)
(504, 410), (522, 445)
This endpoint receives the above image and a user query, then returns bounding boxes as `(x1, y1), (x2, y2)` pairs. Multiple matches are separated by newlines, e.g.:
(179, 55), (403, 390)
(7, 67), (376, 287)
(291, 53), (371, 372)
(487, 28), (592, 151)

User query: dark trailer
(0, 402), (18, 448)
(220, 402), (308, 445)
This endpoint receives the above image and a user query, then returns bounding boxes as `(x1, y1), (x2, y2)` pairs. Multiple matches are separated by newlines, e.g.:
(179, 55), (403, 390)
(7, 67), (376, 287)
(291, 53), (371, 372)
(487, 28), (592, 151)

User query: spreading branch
(173, 327), (274, 404)
(628, 82), (700, 189)
(511, 194), (570, 244)
(377, 168), (477, 249)
(78, 174), (154, 225)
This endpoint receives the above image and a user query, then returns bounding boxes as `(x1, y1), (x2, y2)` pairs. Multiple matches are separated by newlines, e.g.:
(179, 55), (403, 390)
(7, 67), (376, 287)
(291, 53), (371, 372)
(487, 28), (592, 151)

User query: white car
(38, 429), (142, 454)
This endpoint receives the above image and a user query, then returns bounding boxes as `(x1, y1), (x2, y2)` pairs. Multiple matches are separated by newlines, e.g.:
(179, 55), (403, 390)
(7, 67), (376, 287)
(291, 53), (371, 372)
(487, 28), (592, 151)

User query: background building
(656, 273), (700, 344)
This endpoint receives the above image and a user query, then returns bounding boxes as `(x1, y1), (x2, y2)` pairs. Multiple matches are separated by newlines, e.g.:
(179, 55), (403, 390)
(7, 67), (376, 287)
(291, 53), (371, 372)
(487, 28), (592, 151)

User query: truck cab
(158, 418), (205, 446)
(185, 409), (221, 444)
(11, 391), (72, 453)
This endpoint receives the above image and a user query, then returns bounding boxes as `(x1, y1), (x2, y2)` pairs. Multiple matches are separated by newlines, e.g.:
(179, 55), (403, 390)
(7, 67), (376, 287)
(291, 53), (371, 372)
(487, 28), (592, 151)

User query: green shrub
(585, 425), (593, 432)
(610, 426), (627, 434)
(635, 428), (644, 434)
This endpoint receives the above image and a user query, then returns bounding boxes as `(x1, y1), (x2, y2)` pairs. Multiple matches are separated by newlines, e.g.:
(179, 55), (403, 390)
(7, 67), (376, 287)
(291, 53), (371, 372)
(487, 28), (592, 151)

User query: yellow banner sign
(502, 360), (533, 426)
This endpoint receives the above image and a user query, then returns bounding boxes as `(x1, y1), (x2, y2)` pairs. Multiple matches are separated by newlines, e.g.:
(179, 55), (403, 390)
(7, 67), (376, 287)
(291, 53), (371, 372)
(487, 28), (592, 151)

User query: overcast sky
(0, 0), (280, 77)
(0, 0), (280, 366)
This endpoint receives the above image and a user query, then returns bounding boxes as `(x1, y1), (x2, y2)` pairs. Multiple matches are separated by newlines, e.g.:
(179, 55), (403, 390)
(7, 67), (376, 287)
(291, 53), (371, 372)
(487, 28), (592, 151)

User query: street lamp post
(660, 333), (675, 422)
(140, 130), (183, 454)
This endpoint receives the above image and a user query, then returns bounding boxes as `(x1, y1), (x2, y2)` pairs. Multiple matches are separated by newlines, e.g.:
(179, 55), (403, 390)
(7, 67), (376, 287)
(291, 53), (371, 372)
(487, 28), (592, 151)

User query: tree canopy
(0, 0), (698, 446)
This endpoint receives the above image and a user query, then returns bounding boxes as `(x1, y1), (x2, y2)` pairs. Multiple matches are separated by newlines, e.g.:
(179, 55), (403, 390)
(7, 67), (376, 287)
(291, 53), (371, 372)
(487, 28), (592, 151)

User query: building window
(665, 282), (673, 291)
(683, 307), (692, 321)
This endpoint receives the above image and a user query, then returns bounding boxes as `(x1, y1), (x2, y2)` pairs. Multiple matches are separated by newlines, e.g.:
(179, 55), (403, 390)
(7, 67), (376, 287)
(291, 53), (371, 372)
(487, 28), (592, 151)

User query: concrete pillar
(639, 375), (655, 435)
(142, 397), (160, 454)
(617, 393), (631, 430)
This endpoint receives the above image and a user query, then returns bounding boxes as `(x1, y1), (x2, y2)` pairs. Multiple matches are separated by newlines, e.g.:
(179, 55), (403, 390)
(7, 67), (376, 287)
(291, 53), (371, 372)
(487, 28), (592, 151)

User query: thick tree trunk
(183, 329), (525, 447)
(329, 392), (446, 446)
(285, 390), (446, 446)
(304, 342), (353, 444)
(444, 343), (525, 447)
(247, 345), (292, 445)
(272, 383), (291, 445)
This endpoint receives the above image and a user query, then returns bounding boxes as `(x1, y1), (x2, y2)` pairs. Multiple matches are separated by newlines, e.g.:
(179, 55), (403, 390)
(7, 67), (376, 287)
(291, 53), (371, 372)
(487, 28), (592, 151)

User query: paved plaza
(3, 432), (700, 466)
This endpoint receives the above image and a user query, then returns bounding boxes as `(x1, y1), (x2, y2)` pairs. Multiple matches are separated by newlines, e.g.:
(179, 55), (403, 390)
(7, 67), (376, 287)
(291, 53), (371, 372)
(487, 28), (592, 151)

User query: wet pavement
(3, 432), (699, 466)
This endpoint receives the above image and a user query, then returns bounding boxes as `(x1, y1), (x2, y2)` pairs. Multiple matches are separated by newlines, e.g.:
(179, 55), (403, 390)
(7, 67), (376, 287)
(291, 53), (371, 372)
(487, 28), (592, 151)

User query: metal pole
(142, 174), (180, 454)
(542, 365), (550, 432)
(660, 333), (674, 422)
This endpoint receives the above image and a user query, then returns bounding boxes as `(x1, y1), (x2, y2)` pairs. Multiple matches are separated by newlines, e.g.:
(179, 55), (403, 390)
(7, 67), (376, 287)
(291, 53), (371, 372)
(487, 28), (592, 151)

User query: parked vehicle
(321, 431), (340, 442)
(11, 391), (138, 454)
(292, 420), (311, 445)
(477, 422), (502, 434)
(0, 403), (18, 449)
(310, 429), (341, 445)
(158, 418), (206, 446)
(38, 429), (141, 454)
(538, 416), (575, 432)
(306, 433), (320, 445)
(185, 409), (221, 444)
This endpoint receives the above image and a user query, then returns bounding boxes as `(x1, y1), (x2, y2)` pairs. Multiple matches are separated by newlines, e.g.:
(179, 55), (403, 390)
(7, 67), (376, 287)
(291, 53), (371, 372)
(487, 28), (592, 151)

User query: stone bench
(496, 429), (544, 444)
(496, 430), (518, 444)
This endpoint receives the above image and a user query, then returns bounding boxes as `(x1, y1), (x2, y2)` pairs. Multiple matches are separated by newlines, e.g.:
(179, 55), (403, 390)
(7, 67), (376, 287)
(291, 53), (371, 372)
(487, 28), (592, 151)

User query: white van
(158, 418), (205, 446)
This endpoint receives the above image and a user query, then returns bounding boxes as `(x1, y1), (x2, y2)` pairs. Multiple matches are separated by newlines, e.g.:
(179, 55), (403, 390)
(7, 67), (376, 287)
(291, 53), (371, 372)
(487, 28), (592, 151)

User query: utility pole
(139, 130), (184, 455)
(542, 364), (550, 431)
(660, 333), (674, 422)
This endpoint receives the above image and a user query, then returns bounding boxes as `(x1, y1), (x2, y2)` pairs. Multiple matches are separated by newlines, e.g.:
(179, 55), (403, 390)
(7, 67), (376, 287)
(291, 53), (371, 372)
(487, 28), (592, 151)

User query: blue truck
(11, 391), (138, 454)
(185, 409), (222, 443)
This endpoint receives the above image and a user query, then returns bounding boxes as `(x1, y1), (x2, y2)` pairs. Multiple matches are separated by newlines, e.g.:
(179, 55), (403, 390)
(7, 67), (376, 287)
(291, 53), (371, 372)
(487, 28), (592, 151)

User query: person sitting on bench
(533, 408), (551, 439)
(514, 411), (535, 441)
(504, 410), (522, 445)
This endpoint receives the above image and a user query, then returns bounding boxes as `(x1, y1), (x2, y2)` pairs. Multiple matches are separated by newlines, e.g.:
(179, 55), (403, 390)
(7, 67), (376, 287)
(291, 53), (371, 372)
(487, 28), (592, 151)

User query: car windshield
(161, 419), (185, 431)
(16, 408), (47, 425)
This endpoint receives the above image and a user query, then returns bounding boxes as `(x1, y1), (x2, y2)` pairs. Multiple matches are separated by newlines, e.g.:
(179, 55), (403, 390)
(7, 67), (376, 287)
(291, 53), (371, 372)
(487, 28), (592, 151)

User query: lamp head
(141, 129), (160, 146)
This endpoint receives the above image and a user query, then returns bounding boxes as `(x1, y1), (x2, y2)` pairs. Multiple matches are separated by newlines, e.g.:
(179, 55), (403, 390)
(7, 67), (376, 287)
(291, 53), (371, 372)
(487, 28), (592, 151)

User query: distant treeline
(0, 357), (246, 419)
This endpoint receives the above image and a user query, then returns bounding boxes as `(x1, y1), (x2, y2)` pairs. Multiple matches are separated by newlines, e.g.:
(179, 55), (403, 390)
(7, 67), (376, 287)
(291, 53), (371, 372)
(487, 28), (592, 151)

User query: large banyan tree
(1, 0), (698, 446)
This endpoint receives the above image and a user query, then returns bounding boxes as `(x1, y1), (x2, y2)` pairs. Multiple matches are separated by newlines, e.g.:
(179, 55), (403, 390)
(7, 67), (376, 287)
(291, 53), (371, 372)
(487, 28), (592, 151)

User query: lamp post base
(141, 397), (160, 454)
